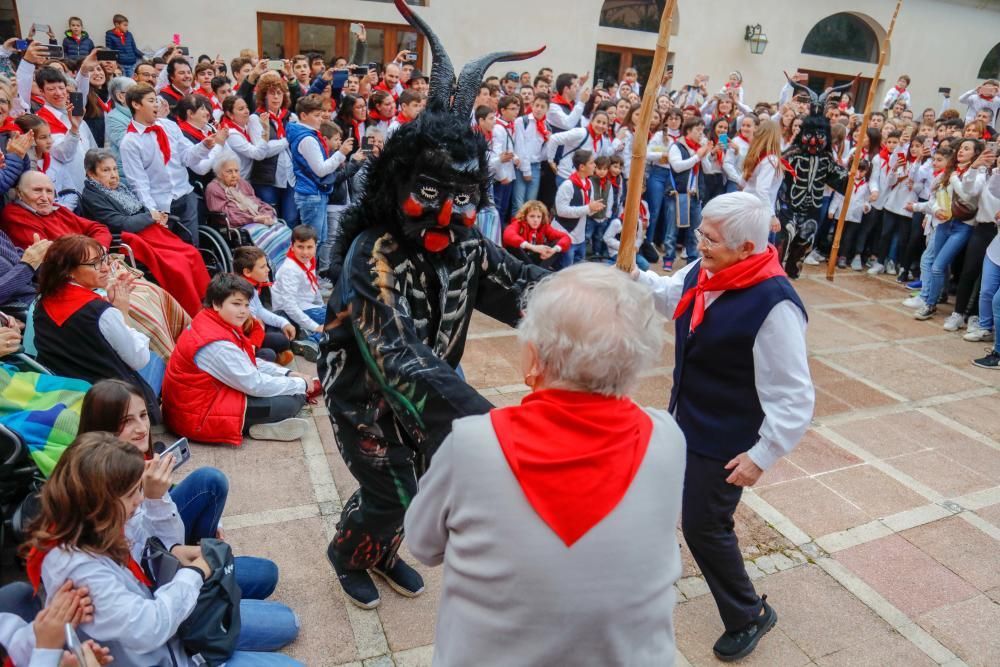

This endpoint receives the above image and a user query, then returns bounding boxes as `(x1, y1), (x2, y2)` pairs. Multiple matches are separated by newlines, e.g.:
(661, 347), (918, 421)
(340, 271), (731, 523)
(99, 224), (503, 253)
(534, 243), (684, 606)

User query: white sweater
(272, 258), (325, 332)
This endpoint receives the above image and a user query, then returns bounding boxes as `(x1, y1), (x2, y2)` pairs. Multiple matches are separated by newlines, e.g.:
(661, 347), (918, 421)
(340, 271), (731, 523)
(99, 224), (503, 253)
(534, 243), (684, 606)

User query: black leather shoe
(327, 544), (380, 609)
(712, 595), (777, 662)
(372, 557), (425, 598)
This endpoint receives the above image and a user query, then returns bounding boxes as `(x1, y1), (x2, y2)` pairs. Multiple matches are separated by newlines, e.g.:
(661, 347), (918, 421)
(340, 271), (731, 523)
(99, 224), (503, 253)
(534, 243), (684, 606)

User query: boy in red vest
(162, 274), (317, 445)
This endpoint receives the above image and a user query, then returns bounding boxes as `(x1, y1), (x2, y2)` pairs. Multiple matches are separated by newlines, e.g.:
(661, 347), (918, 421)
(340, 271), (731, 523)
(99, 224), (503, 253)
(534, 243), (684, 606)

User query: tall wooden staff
(826, 0), (904, 280)
(616, 0), (678, 273)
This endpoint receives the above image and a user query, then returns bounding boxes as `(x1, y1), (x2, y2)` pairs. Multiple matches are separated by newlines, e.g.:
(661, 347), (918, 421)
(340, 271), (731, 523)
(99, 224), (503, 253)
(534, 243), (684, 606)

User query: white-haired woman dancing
(405, 262), (687, 667)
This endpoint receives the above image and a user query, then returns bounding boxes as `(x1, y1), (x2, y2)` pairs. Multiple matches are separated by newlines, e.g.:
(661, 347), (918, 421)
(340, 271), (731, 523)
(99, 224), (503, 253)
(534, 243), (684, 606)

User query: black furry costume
(318, 0), (547, 577)
(775, 78), (853, 278)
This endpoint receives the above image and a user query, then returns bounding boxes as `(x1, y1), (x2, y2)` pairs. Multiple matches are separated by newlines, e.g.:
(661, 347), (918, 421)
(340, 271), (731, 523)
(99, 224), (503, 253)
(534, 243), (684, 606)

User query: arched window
(802, 13), (879, 63)
(979, 43), (1000, 79)
(599, 0), (662, 33)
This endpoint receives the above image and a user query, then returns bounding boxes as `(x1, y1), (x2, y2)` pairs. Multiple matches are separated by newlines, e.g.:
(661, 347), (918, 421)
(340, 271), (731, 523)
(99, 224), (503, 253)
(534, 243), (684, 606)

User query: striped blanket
(0, 364), (89, 477)
(244, 222), (292, 271)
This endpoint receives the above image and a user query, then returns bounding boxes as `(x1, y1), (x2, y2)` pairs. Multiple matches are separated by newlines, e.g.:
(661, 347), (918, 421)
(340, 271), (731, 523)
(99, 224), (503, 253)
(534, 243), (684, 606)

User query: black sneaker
(712, 595), (777, 662)
(372, 557), (425, 598)
(291, 339), (320, 362)
(972, 350), (1000, 370)
(326, 544), (381, 609)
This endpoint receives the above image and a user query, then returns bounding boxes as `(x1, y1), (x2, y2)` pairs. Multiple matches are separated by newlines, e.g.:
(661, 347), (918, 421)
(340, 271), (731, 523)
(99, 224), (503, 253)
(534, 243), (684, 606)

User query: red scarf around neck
(0, 116), (19, 134)
(196, 88), (221, 111)
(673, 245), (786, 333)
(127, 121), (171, 164)
(177, 119), (207, 142)
(736, 131), (750, 144)
(569, 172), (592, 204)
(42, 283), (103, 326)
(587, 125), (603, 151)
(878, 145), (892, 172)
(534, 115), (550, 142)
(220, 116), (251, 142)
(490, 389), (653, 547)
(160, 85), (184, 102)
(497, 117), (515, 143)
(113, 28), (126, 45)
(244, 276), (272, 293)
(683, 137), (702, 175)
(394, 111), (413, 125)
(36, 153), (52, 174)
(550, 93), (573, 111)
(94, 95), (112, 114)
(36, 106), (68, 135)
(286, 248), (319, 292)
(368, 109), (393, 124)
(894, 84), (907, 94)
(854, 177), (867, 192)
(257, 107), (288, 139)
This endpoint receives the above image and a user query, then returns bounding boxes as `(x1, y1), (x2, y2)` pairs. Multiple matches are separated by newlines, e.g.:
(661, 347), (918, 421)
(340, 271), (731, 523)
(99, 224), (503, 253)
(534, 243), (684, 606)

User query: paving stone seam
(815, 386), (997, 427)
(807, 356), (910, 403)
(896, 344), (997, 387)
(917, 407), (1000, 451)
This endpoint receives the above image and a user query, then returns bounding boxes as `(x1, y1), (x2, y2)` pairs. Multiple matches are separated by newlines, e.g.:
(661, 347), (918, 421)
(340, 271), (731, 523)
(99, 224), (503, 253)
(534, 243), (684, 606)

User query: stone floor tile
(817, 465), (928, 518)
(467, 311), (512, 335)
(813, 387), (856, 418)
(673, 591), (811, 667)
(835, 534), (978, 618)
(629, 373), (672, 409)
(829, 411), (936, 459)
(806, 311), (885, 350)
(888, 450), (993, 497)
(822, 303), (943, 341)
(223, 518), (358, 665)
(904, 336), (1000, 373)
(795, 278), (870, 306)
(324, 442), (361, 501)
(489, 390), (529, 407)
(756, 478), (870, 537)
(901, 516), (1000, 592)
(976, 502), (1000, 529)
(938, 436), (1000, 483)
(376, 545), (441, 652)
(814, 627), (936, 666)
(785, 431), (863, 474)
(918, 595), (1000, 667)
(757, 457), (808, 488)
(822, 275), (910, 301)
(823, 346), (980, 401)
(213, 445), (315, 516)
(934, 395), (1000, 443)
(459, 335), (524, 388)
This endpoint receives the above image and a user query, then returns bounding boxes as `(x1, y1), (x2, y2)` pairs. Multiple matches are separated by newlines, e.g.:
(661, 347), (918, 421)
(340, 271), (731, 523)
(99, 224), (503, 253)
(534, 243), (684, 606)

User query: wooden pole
(616, 0), (677, 273)
(826, 0), (904, 281)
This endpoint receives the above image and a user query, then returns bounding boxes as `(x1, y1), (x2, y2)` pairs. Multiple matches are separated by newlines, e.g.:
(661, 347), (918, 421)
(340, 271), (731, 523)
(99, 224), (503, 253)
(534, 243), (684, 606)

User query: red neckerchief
(94, 94), (112, 114)
(41, 283), (103, 326)
(597, 174), (611, 191)
(27, 534), (153, 592)
(286, 248), (318, 292)
(490, 388), (652, 547)
(368, 109), (393, 124)
(200, 307), (260, 363)
(683, 137), (702, 175)
(534, 114), (550, 142)
(160, 85), (184, 102)
(374, 81), (399, 100)
(569, 172), (592, 204)
(854, 177), (867, 192)
(878, 146), (892, 172)
(196, 88), (221, 111)
(244, 276), (272, 293)
(673, 245), (786, 333)
(980, 93), (996, 101)
(550, 93), (574, 111)
(394, 111), (413, 125)
(933, 167), (945, 180)
(36, 153), (52, 173)
(588, 125), (603, 151)
(350, 119), (363, 144)
(177, 119), (207, 142)
(314, 129), (331, 156)
(477, 125), (492, 144)
(894, 84), (906, 95)
(127, 121), (171, 164)
(257, 107), (289, 139)
(113, 28), (126, 45)
(220, 116), (251, 142)
(736, 132), (750, 144)
(70, 35), (81, 44)
(955, 164), (969, 177)
(497, 117), (515, 143)
(36, 106), (68, 135)
(0, 116), (19, 134)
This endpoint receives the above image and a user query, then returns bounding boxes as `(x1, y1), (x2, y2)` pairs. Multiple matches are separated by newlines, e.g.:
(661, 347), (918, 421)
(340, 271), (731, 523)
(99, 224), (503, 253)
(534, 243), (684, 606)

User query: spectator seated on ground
(205, 156), (292, 270)
(162, 274), (318, 446)
(0, 171), (111, 249)
(271, 225), (324, 362)
(501, 199), (570, 269)
(32, 234), (160, 424)
(81, 148), (210, 316)
(233, 246), (296, 366)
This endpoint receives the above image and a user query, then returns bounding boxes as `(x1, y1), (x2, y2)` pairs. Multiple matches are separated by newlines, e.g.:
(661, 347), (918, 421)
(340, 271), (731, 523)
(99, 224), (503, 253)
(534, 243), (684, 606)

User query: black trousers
(900, 210), (927, 274)
(170, 191), (200, 248)
(506, 246), (561, 270)
(838, 221), (862, 260)
(242, 393), (306, 432)
(874, 209), (900, 263)
(848, 208), (880, 259)
(954, 223), (997, 317)
(682, 450), (762, 632)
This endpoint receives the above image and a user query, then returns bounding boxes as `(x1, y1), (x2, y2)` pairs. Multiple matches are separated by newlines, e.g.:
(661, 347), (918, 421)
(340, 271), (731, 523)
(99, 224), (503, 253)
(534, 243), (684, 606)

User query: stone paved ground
(184, 264), (1000, 666)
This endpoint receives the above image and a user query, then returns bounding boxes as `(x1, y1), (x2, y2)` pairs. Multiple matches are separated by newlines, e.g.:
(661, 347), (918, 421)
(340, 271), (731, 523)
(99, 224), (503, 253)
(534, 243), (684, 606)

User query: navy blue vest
(669, 263), (806, 461)
(554, 180), (587, 232)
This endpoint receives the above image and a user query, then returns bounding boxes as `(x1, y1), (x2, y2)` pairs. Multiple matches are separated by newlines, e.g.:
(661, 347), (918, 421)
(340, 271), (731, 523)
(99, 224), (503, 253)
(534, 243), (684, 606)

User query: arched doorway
(979, 42), (1000, 80)
(595, 0), (676, 91)
(799, 12), (886, 107)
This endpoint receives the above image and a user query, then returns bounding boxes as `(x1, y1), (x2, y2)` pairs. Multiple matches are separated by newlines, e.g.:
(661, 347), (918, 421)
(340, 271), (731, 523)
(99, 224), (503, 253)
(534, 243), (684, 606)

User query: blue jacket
(287, 122), (337, 196)
(62, 31), (95, 60)
(104, 29), (144, 66)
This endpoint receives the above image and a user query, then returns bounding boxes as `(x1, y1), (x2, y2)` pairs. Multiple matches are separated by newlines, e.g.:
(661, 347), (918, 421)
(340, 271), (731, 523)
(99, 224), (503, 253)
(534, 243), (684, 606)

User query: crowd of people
(0, 7), (996, 666)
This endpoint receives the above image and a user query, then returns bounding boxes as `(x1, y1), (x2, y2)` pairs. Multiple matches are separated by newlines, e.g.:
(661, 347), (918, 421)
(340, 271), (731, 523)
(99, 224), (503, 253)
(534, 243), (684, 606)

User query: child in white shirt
(272, 225), (325, 361)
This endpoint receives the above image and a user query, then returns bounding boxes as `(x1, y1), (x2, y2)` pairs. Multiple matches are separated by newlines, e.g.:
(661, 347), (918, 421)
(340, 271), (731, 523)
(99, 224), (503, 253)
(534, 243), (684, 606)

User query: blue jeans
(645, 168), (671, 246)
(919, 227), (937, 302)
(294, 193), (329, 271)
(560, 242), (586, 268)
(493, 180), (513, 223)
(979, 255), (1000, 351)
(667, 192), (701, 260)
(587, 218), (610, 256)
(724, 180), (740, 194)
(172, 467), (228, 545)
(512, 163), (541, 212)
(121, 63), (136, 77)
(304, 306), (327, 343)
(254, 184), (299, 226)
(926, 221), (973, 306)
(230, 599), (302, 664)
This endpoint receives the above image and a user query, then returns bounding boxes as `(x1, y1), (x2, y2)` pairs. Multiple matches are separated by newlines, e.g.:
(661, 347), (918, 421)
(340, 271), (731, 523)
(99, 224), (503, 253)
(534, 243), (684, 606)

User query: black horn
(454, 47), (546, 119)
(394, 0), (455, 111)
(819, 74), (860, 107)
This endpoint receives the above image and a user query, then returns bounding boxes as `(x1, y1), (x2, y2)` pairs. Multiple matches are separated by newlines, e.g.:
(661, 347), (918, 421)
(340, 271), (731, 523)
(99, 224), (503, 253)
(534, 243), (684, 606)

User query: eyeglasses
(79, 253), (110, 269)
(694, 228), (722, 249)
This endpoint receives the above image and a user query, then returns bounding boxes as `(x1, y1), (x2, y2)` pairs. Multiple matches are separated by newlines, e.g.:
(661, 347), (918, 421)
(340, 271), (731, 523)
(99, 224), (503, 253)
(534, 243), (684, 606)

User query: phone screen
(159, 437), (191, 471)
(350, 22), (363, 34)
(45, 45), (65, 59)
(97, 49), (119, 62)
(268, 60), (284, 71)
(68, 92), (84, 117)
(331, 70), (349, 88)
(14, 39), (28, 51)
(33, 23), (51, 34)
(65, 625), (87, 666)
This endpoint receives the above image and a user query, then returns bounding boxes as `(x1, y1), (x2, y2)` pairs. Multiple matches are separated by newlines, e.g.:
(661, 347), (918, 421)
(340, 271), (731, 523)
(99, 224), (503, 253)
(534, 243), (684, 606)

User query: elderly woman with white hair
(405, 263), (687, 666)
(635, 191), (814, 662)
(205, 154), (292, 269)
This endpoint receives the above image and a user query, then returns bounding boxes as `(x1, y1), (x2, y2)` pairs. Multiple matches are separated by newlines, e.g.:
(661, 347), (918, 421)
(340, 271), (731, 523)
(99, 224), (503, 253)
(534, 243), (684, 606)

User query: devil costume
(775, 78), (853, 278)
(317, 0), (548, 607)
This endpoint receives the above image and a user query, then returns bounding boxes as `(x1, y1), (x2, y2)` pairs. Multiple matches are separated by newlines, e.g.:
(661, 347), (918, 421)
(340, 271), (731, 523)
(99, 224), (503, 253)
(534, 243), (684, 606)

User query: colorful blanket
(244, 222), (292, 271)
(0, 364), (89, 477)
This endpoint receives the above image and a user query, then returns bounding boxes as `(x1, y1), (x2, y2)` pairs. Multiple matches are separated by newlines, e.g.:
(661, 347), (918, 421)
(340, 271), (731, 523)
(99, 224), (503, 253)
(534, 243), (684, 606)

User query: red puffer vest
(163, 310), (259, 445)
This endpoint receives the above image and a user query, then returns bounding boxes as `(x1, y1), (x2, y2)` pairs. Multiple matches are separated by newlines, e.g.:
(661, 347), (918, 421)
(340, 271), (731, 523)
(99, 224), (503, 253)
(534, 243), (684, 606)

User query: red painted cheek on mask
(437, 199), (453, 227)
(403, 196), (424, 218)
(461, 208), (477, 227)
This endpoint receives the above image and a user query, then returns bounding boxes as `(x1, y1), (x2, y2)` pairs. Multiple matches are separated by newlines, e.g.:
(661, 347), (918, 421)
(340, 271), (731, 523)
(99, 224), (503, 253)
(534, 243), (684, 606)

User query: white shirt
(272, 259), (324, 332)
(195, 340), (306, 398)
(294, 127), (347, 179)
(513, 114), (548, 174)
(39, 104), (96, 194)
(984, 171), (1000, 264)
(830, 181), (872, 224)
(249, 114), (296, 187)
(491, 121), (517, 183)
(97, 306), (151, 371)
(667, 141), (705, 192)
(160, 118), (205, 198)
(723, 135), (751, 184)
(120, 119), (205, 211)
(882, 87), (911, 111)
(225, 122), (288, 180)
(546, 128), (611, 179)
(958, 88), (1000, 125)
(636, 260), (814, 470)
(743, 155), (782, 211)
(547, 99), (584, 132)
(250, 290), (290, 329)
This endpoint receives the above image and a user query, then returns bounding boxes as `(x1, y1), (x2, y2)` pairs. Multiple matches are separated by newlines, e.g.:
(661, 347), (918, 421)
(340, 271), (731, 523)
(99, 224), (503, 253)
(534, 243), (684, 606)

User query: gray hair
(84, 148), (117, 174)
(517, 263), (663, 397)
(700, 192), (772, 255)
(108, 76), (136, 106)
(212, 152), (241, 177)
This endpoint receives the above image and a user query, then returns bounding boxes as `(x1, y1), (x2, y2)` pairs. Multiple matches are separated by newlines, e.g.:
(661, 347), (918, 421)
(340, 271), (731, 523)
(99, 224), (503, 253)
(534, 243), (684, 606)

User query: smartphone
(268, 59), (284, 71)
(172, 33), (181, 46)
(96, 48), (119, 62)
(44, 44), (65, 59)
(404, 52), (418, 62)
(361, 136), (374, 153)
(368, 62), (380, 72)
(331, 69), (349, 87)
(349, 22), (363, 34)
(667, 65), (674, 73)
(719, 133), (729, 146)
(68, 92), (84, 116)
(157, 437), (192, 471)
(350, 65), (368, 77)
(596, 79), (605, 89)
(14, 39), (28, 51)
(987, 141), (998, 154)
(65, 625), (87, 666)
(32, 23), (51, 34)
(177, 46), (190, 56)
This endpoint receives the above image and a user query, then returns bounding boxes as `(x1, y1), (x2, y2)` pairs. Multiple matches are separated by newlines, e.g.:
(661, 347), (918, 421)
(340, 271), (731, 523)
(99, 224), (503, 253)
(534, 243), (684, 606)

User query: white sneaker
(867, 262), (885, 275)
(804, 251), (821, 266)
(885, 259), (896, 275)
(248, 417), (309, 442)
(943, 312), (965, 332)
(902, 295), (926, 309)
(963, 326), (995, 342)
(850, 256), (863, 271)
